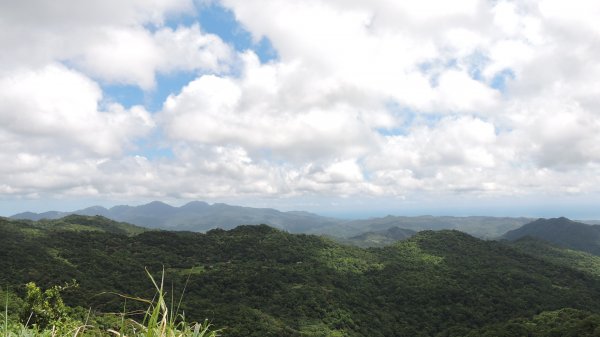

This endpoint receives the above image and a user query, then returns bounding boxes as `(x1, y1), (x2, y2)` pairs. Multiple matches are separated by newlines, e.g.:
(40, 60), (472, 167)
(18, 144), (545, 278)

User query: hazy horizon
(3, 197), (600, 221)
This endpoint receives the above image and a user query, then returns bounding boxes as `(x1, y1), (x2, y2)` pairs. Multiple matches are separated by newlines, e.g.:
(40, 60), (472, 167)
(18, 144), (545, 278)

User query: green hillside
(2, 214), (147, 236)
(502, 217), (600, 255)
(3, 216), (600, 336)
(336, 226), (416, 247)
(464, 308), (600, 337)
(508, 236), (600, 278)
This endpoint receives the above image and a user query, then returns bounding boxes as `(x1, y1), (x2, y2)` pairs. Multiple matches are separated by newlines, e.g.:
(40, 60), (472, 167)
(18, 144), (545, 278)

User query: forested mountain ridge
(502, 217), (600, 255)
(335, 226), (416, 247)
(4, 216), (600, 336)
(1, 214), (146, 238)
(508, 236), (600, 278)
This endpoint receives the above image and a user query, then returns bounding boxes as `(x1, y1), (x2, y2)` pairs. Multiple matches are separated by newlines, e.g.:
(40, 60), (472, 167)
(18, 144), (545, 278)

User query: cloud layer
(2, 0), (600, 213)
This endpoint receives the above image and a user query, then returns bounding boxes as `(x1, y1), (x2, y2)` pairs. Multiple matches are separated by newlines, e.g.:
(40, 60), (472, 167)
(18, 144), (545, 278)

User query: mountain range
(11, 201), (342, 234)
(4, 215), (600, 336)
(11, 200), (538, 238)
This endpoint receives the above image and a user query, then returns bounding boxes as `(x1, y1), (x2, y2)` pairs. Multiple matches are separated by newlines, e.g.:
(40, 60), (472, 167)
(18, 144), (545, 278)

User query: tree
(19, 280), (77, 329)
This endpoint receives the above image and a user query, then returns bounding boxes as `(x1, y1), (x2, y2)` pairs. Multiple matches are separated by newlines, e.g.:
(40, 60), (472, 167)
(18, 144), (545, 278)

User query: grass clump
(111, 268), (220, 337)
(1, 270), (220, 337)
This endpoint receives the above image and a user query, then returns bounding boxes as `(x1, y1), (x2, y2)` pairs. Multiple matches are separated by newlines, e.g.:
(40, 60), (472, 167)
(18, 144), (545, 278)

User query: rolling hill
(337, 226), (416, 247)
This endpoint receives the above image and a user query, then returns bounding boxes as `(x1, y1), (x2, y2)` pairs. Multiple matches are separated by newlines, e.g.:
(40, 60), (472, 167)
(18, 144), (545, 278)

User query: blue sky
(1, 0), (600, 218)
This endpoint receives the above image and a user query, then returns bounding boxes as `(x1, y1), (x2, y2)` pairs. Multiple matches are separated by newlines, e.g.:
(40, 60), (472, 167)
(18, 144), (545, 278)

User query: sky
(1, 0), (600, 218)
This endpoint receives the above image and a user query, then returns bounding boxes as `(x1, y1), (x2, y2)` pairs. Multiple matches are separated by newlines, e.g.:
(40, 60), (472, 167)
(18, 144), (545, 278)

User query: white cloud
(0, 0), (233, 88)
(365, 117), (500, 188)
(154, 24), (233, 74)
(77, 25), (234, 88)
(539, 0), (600, 34)
(0, 63), (155, 198)
(0, 0), (191, 69)
(75, 28), (161, 89)
(160, 52), (381, 163)
(435, 70), (500, 112)
(0, 64), (154, 157)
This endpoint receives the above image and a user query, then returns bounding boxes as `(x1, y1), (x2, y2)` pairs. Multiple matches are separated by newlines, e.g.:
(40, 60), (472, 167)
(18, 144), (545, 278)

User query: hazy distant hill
(11, 201), (535, 238)
(11, 201), (344, 234)
(502, 217), (600, 255)
(343, 215), (533, 239)
(339, 226), (416, 247)
(3, 214), (146, 236)
(11, 210), (65, 221)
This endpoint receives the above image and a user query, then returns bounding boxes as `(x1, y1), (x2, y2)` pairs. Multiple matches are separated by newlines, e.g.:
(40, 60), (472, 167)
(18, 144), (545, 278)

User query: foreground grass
(1, 270), (220, 337)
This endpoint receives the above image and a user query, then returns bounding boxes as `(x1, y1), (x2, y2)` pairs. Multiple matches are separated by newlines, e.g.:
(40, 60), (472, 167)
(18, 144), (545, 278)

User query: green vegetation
(508, 236), (600, 278)
(1, 269), (220, 336)
(4, 216), (600, 336)
(465, 308), (600, 336)
(19, 281), (78, 330)
(33, 214), (147, 236)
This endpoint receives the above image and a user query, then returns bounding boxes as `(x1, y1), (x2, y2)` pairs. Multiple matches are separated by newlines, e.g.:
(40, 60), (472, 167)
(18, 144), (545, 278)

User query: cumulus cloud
(76, 24), (234, 88)
(0, 0), (233, 88)
(0, 64), (154, 157)
(0, 0), (191, 69)
(0, 0), (236, 201)
(160, 52), (381, 162)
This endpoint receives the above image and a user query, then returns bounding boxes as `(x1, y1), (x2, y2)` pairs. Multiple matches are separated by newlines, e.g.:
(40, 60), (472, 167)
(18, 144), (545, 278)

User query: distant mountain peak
(145, 200), (172, 207)
(82, 205), (108, 211)
(502, 217), (600, 256)
(537, 216), (571, 221)
(11, 210), (64, 221)
(181, 201), (209, 208)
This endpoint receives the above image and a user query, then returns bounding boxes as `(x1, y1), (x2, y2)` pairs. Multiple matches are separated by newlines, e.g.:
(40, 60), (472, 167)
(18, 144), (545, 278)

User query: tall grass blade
(4, 286), (8, 337)
(175, 271), (193, 326)
(120, 299), (127, 337)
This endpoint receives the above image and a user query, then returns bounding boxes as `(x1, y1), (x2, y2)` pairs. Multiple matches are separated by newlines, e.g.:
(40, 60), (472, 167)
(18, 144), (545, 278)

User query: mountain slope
(465, 308), (600, 337)
(4, 216), (600, 336)
(339, 226), (416, 247)
(507, 236), (600, 278)
(502, 217), (600, 255)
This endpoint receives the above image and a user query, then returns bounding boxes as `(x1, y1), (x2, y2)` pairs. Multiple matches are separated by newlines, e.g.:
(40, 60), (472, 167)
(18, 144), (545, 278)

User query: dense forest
(2, 215), (600, 336)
